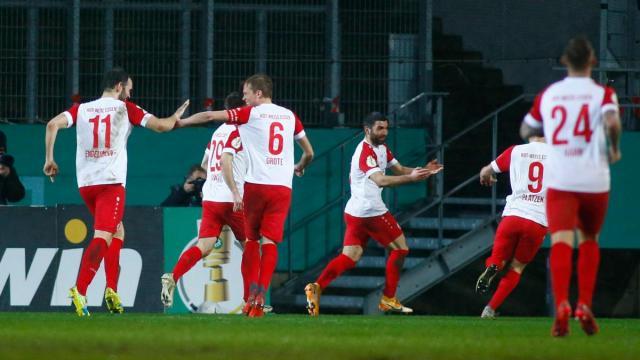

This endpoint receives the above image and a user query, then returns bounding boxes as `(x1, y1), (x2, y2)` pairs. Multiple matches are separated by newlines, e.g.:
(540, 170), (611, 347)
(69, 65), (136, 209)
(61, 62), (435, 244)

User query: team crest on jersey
(231, 137), (242, 149)
(366, 156), (377, 168)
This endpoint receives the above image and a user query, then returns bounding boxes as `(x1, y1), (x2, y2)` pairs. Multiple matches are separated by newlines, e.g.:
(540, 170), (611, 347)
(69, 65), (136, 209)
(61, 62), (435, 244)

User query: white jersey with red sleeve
(491, 142), (550, 227)
(201, 123), (247, 203)
(225, 104), (305, 189)
(64, 97), (153, 187)
(523, 77), (619, 193)
(344, 140), (399, 218)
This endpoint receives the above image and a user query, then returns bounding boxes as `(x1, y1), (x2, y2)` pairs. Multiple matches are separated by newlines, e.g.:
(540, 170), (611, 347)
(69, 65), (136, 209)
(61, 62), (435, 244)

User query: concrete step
(408, 217), (487, 231)
(330, 275), (385, 290)
(356, 256), (423, 269)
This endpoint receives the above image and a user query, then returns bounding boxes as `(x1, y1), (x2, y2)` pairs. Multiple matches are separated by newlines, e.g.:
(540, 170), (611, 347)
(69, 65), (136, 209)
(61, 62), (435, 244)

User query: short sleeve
(63, 103), (80, 128)
(491, 145), (515, 173)
(523, 93), (543, 129)
(359, 143), (382, 178)
(225, 106), (253, 125)
(293, 113), (306, 140)
(125, 101), (152, 127)
(222, 129), (243, 154)
(601, 86), (619, 114)
(385, 146), (398, 168)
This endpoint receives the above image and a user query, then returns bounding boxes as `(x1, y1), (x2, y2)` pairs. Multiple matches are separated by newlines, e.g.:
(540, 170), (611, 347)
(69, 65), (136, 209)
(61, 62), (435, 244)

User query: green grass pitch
(0, 313), (638, 360)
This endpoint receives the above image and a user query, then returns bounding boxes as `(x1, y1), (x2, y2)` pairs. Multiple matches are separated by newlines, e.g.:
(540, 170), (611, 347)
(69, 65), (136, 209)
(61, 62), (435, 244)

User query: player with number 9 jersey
(475, 139), (550, 319)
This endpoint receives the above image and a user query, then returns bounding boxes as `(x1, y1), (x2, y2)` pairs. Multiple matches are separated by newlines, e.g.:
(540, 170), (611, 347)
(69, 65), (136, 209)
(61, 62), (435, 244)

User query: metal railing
(401, 93), (535, 244)
(283, 92), (447, 277)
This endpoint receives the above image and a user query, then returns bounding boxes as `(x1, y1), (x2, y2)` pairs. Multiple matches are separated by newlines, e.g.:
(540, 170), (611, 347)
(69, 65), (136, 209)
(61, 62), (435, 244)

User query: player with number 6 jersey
(177, 74), (315, 317)
(520, 37), (622, 337)
(43, 67), (189, 317)
(475, 138), (550, 319)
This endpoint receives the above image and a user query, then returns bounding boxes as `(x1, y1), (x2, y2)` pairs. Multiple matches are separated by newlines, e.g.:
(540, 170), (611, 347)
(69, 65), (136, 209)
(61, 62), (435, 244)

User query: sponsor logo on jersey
(366, 156), (377, 168)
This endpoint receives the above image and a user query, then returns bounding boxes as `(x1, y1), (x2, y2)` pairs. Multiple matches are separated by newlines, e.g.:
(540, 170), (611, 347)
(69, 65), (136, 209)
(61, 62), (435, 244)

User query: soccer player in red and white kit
(304, 112), (443, 316)
(44, 68), (189, 316)
(178, 74), (315, 317)
(161, 93), (252, 309)
(475, 137), (550, 319)
(520, 37), (622, 337)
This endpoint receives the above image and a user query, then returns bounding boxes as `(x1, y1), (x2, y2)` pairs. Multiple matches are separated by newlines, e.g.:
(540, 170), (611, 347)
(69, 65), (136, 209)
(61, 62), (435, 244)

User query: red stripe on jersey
(385, 146), (395, 163)
(601, 86), (618, 107)
(225, 106), (252, 125)
(359, 143), (379, 173)
(294, 113), (305, 135)
(528, 93), (543, 123)
(494, 145), (515, 173)
(125, 101), (148, 126)
(66, 103), (80, 125)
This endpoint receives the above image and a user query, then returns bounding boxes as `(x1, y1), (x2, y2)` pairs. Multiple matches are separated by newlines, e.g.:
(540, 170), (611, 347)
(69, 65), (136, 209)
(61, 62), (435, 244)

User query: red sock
(172, 246), (203, 282)
(488, 269), (521, 310)
(258, 243), (278, 291)
(242, 240), (260, 297)
(550, 242), (573, 307)
(316, 254), (356, 290)
(76, 237), (108, 295)
(105, 237), (123, 291)
(383, 249), (409, 298)
(578, 240), (600, 308)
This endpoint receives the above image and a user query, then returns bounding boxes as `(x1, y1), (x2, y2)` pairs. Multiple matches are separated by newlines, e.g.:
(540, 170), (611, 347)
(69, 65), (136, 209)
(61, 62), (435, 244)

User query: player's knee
(510, 260), (526, 274)
(342, 246), (363, 262)
(197, 237), (216, 256)
(113, 223), (125, 241)
(551, 231), (574, 247)
(94, 230), (114, 244)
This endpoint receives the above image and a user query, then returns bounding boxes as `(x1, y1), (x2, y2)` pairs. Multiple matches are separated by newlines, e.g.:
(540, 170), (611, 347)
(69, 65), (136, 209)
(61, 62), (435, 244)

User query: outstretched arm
(43, 114), (69, 182)
(294, 136), (314, 177)
(177, 110), (228, 128)
(390, 159), (443, 176)
(369, 167), (439, 188)
(145, 100), (190, 133)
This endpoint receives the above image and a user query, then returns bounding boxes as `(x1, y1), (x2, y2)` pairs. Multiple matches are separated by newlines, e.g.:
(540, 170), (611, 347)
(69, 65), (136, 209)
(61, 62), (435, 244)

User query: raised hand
(173, 100), (190, 120)
(424, 159), (444, 175)
(408, 167), (434, 182)
(479, 165), (497, 186)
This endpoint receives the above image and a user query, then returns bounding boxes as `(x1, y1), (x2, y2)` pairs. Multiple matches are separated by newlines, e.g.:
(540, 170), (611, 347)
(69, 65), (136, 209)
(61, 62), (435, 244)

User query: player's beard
(372, 134), (386, 145)
(118, 89), (127, 101)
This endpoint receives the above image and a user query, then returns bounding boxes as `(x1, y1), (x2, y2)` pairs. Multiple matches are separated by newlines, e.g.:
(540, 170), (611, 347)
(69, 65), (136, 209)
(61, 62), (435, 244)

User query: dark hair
(363, 112), (388, 128)
(188, 164), (205, 176)
(102, 67), (130, 90)
(561, 36), (594, 71)
(244, 74), (273, 98)
(224, 91), (245, 110)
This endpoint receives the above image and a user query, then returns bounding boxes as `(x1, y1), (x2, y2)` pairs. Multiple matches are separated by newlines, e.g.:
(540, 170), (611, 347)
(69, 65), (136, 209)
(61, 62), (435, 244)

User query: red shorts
(343, 212), (404, 248)
(487, 216), (547, 267)
(79, 184), (126, 234)
(243, 182), (291, 243)
(546, 188), (609, 237)
(199, 201), (246, 241)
